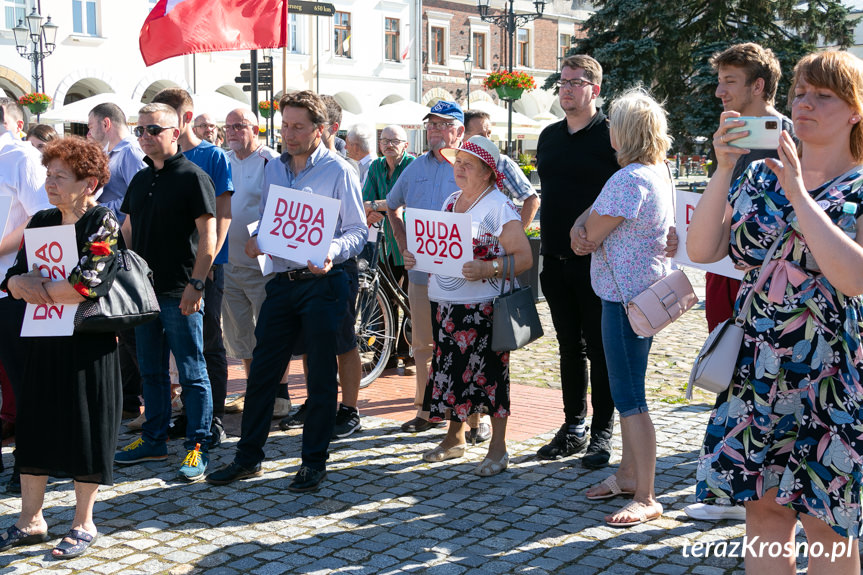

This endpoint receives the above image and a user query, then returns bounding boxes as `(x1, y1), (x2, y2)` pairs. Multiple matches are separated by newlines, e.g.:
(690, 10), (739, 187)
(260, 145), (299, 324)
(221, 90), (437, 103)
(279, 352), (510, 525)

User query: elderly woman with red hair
(1, 137), (122, 559)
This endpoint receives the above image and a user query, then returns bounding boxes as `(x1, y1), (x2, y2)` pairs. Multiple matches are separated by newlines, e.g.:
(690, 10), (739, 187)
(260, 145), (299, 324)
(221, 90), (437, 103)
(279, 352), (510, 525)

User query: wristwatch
(189, 278), (205, 291)
(370, 200), (379, 211)
(491, 259), (500, 278)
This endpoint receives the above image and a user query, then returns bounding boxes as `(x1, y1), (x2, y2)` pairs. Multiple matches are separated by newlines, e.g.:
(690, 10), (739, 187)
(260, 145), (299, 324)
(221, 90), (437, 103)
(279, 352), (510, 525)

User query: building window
(334, 11), (351, 58)
(72, 0), (97, 36)
(385, 17), (399, 62)
(288, 13), (306, 54)
(559, 33), (573, 64)
(3, 0), (25, 30)
(430, 26), (445, 66)
(472, 32), (486, 69)
(517, 28), (529, 67)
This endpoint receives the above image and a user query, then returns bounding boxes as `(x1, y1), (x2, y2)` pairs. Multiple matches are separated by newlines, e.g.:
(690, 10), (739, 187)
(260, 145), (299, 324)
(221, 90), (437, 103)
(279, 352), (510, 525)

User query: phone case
(725, 116), (781, 150)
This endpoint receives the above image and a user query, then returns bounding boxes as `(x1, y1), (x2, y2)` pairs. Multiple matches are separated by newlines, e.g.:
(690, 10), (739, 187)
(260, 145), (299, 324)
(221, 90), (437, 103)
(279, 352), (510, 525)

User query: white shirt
(226, 145), (280, 269)
(0, 131), (50, 288)
(358, 154), (373, 187)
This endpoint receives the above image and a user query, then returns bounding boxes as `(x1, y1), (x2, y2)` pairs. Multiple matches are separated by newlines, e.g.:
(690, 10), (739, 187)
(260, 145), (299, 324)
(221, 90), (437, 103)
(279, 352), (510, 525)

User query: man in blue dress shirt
(206, 91), (367, 492)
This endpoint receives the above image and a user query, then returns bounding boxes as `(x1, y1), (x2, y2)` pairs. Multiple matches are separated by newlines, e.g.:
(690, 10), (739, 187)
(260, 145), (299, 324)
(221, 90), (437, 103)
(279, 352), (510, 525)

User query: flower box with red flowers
(483, 71), (536, 101)
(18, 93), (52, 114)
(258, 100), (279, 119)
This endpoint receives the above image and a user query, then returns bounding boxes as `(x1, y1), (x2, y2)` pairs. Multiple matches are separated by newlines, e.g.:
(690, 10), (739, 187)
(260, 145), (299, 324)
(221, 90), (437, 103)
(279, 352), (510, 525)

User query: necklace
(458, 185), (493, 213)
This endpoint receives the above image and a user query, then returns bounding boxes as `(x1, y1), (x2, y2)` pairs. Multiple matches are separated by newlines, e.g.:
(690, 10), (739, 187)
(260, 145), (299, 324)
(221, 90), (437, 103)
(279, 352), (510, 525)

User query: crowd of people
(0, 42), (860, 573)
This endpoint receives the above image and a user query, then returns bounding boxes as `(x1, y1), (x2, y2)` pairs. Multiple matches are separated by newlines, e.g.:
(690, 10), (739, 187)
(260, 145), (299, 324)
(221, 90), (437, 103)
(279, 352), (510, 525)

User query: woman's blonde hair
(608, 88), (672, 168)
(789, 50), (863, 162)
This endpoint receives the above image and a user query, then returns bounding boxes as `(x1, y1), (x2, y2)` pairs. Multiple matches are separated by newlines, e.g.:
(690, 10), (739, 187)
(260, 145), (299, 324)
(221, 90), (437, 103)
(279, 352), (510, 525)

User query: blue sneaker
(178, 444), (208, 482)
(114, 437), (168, 465)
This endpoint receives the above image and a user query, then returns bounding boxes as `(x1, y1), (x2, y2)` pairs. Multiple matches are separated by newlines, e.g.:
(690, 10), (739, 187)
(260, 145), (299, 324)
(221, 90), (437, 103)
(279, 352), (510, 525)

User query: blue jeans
(136, 296), (212, 450)
(600, 300), (652, 418)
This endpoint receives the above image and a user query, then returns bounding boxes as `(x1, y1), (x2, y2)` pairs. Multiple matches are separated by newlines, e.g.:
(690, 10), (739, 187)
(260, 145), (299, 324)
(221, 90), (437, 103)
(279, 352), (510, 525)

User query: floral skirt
(423, 300), (510, 422)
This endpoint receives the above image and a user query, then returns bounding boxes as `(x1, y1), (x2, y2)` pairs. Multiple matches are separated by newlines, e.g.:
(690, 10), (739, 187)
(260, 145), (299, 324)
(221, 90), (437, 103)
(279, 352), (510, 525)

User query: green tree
(546, 0), (856, 152)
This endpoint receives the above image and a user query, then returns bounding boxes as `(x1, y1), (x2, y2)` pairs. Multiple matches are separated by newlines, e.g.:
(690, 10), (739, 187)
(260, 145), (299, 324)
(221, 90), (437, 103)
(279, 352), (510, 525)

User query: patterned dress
(424, 190), (521, 422)
(696, 161), (863, 538)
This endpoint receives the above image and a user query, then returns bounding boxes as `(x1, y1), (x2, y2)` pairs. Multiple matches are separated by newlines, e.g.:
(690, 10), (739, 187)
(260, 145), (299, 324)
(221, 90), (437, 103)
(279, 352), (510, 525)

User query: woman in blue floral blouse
(1, 137), (121, 560)
(688, 51), (863, 574)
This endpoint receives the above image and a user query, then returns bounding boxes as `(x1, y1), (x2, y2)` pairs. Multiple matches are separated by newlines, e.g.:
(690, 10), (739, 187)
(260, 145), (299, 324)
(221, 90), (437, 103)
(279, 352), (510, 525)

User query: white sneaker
(684, 502), (746, 521)
(272, 397), (292, 419)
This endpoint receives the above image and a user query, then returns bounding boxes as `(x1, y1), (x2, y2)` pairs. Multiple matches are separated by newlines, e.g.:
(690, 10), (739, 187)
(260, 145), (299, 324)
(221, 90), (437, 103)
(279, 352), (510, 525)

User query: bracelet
(491, 259), (499, 278)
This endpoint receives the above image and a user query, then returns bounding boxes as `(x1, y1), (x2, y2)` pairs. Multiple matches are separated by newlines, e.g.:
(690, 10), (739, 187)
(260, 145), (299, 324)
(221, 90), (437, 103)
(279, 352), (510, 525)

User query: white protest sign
(674, 189), (744, 280)
(21, 225), (79, 337)
(257, 185), (340, 268)
(406, 208), (473, 276)
(247, 221), (274, 276)
(0, 196), (12, 239)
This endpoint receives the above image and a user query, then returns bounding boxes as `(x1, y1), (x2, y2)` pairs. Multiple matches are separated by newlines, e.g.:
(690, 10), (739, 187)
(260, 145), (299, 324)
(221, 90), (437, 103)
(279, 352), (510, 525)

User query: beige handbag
(625, 270), (698, 337)
(686, 231), (785, 399)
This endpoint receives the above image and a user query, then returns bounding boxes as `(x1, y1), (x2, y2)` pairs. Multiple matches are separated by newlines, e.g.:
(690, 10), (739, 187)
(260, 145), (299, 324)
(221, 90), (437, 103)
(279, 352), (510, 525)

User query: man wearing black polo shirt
(535, 55), (619, 469)
(115, 103), (217, 483)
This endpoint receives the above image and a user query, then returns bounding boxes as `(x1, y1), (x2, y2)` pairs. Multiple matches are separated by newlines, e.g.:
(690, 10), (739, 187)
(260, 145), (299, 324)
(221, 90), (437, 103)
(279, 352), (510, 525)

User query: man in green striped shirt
(362, 124), (414, 275)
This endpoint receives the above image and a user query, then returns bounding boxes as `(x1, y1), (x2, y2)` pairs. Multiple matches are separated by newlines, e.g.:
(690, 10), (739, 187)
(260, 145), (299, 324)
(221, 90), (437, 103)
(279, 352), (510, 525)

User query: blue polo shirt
(386, 151), (459, 285)
(183, 140), (234, 265)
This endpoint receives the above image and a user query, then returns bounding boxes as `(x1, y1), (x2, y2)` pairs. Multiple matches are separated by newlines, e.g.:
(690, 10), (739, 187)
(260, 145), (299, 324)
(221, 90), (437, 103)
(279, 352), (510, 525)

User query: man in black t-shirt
(114, 103), (217, 484)
(535, 55), (620, 470)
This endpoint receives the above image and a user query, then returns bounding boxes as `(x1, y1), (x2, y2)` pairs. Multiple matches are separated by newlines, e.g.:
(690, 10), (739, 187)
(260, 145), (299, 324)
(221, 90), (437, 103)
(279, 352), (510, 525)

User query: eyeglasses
(557, 78), (595, 90)
(225, 123), (253, 132)
(134, 124), (176, 137)
(194, 122), (217, 130)
(424, 121), (455, 131)
(380, 138), (405, 146)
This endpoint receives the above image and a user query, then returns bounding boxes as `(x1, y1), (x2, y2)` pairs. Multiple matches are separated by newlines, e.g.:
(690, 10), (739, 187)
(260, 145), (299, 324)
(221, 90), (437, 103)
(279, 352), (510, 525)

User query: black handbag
(73, 237), (160, 334)
(491, 254), (544, 351)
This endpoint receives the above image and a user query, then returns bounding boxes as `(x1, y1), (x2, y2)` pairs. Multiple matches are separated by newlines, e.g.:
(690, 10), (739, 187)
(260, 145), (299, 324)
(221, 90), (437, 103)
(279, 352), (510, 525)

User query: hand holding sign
(257, 185), (340, 268)
(406, 208), (473, 276)
(21, 225), (79, 337)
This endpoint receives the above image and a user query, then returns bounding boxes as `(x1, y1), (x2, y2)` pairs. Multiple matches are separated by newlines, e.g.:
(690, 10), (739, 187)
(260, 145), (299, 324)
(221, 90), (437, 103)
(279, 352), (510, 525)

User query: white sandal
(586, 475), (635, 501)
(473, 452), (509, 476)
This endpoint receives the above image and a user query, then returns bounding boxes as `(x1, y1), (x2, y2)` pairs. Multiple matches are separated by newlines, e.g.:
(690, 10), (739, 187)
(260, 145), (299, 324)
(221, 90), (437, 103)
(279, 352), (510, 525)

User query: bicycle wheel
(355, 285), (395, 388)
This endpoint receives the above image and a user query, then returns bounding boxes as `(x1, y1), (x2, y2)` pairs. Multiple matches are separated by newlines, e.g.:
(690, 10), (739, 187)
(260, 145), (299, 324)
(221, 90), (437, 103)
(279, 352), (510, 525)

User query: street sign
(288, 1), (335, 16)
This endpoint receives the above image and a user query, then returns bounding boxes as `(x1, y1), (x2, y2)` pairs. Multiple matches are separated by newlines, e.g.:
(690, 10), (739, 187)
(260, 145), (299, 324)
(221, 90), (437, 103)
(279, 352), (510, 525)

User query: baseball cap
(423, 100), (464, 125)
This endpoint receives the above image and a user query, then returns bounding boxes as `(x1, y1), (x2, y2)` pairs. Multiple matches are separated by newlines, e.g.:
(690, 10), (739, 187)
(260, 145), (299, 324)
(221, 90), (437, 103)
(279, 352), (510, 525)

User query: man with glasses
(115, 103), (217, 483)
(206, 91), (366, 492)
(86, 102), (148, 424)
(386, 100), (464, 434)
(220, 107), (283, 414)
(463, 109), (539, 229)
(535, 55), (620, 469)
(151, 89), (234, 448)
(193, 113), (218, 144)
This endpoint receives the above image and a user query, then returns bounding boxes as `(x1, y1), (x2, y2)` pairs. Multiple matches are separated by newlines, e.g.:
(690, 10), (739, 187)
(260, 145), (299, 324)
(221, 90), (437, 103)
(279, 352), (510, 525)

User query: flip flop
(606, 500), (663, 528)
(52, 529), (97, 559)
(0, 525), (49, 552)
(585, 475), (635, 500)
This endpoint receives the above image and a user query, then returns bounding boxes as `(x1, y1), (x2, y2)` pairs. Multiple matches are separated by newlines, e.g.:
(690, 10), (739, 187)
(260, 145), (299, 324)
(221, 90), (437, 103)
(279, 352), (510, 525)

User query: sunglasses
(134, 124), (176, 137)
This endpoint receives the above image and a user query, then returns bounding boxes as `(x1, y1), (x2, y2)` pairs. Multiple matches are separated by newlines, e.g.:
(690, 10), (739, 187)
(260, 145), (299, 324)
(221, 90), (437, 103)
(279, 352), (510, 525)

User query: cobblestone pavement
(0, 267), (834, 574)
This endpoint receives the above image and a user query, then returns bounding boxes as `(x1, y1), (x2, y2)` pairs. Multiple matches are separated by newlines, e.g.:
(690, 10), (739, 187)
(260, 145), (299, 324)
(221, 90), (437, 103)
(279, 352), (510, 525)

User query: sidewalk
(0, 269), (832, 574)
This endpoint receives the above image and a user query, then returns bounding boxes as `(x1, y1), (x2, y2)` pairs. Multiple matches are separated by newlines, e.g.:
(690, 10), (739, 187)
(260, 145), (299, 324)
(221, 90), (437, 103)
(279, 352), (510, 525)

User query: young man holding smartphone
(688, 42), (794, 521)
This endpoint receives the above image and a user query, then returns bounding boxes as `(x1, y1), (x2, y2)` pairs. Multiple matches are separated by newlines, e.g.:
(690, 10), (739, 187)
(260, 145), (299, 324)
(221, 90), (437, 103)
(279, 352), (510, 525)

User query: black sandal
(0, 525), (49, 552)
(52, 529), (96, 559)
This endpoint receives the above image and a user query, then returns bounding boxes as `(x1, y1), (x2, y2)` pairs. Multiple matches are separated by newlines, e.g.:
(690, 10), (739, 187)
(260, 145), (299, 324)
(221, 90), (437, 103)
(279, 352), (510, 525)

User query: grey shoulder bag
(491, 254), (544, 352)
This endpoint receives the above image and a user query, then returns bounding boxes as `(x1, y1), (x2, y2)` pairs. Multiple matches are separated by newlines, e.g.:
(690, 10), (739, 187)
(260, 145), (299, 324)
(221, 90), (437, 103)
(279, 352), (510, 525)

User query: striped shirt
(362, 153), (415, 266)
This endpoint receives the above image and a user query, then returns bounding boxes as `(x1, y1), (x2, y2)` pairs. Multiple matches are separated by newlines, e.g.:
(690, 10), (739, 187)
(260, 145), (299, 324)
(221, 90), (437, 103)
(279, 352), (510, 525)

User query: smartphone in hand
(724, 116), (782, 150)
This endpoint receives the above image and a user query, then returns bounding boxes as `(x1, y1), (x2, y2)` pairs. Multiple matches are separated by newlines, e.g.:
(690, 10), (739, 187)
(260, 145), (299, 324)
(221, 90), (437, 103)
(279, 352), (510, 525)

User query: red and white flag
(140, 0), (287, 66)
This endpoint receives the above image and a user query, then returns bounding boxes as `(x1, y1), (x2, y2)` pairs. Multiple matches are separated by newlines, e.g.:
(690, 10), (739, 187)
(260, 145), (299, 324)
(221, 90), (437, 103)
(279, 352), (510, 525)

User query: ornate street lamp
(463, 53), (474, 109)
(476, 0), (545, 155)
(13, 8), (59, 120)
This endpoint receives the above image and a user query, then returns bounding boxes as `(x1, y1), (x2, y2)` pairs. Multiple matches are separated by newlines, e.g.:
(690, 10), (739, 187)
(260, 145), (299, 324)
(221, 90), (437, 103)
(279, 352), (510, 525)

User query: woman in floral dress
(0, 138), (122, 559)
(404, 136), (532, 476)
(688, 51), (863, 574)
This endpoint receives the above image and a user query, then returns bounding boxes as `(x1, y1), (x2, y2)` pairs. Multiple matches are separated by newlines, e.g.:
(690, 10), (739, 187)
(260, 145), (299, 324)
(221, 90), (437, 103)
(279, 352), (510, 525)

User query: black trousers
(0, 297), (27, 474)
(235, 269), (348, 471)
(539, 257), (614, 440)
(203, 264), (228, 419)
